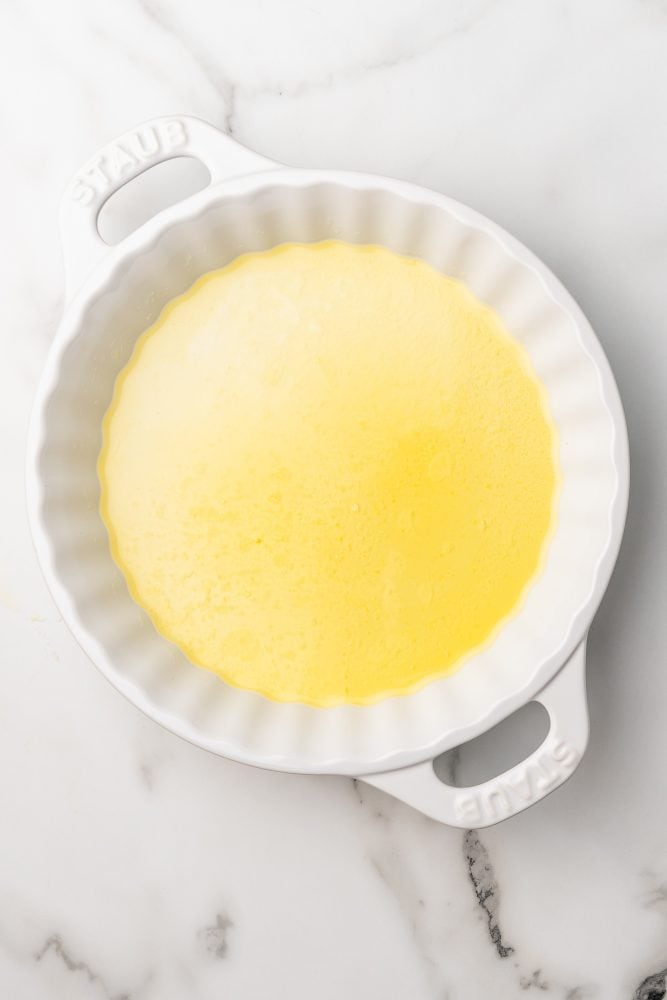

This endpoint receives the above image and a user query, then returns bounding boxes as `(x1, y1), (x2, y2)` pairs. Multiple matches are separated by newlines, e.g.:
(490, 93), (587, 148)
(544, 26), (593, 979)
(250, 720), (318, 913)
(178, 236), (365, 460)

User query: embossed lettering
(108, 142), (137, 178)
(71, 120), (190, 207)
(453, 738), (581, 824)
(455, 794), (482, 824)
(506, 769), (534, 802)
(486, 788), (511, 819)
(132, 126), (160, 158)
(71, 179), (95, 206)
(534, 755), (560, 793)
(552, 739), (579, 768)
(84, 156), (110, 190)
(160, 119), (188, 149)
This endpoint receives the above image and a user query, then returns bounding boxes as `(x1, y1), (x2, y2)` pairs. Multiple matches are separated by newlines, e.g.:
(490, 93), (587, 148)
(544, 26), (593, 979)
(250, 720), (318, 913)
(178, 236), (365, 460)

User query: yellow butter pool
(99, 242), (558, 705)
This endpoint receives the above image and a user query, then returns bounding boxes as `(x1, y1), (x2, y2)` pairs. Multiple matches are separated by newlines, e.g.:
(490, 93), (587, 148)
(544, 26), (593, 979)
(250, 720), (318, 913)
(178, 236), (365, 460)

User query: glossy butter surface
(99, 242), (558, 705)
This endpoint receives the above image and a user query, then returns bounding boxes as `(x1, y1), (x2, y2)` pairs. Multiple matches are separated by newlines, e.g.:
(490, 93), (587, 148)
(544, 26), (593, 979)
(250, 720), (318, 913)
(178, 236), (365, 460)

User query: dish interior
(33, 177), (619, 770)
(99, 240), (559, 706)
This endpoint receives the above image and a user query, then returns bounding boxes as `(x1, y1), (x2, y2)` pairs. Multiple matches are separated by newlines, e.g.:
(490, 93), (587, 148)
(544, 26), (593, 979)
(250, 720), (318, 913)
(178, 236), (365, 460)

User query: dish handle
(59, 115), (277, 300)
(360, 640), (588, 828)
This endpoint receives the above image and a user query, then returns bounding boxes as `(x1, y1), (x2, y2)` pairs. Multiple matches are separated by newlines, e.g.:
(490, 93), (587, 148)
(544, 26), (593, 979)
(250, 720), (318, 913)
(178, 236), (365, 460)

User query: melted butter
(99, 242), (559, 706)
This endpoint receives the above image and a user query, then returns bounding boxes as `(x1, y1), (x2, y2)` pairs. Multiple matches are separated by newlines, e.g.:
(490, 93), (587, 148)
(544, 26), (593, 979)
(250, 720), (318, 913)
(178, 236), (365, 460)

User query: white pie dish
(26, 115), (628, 827)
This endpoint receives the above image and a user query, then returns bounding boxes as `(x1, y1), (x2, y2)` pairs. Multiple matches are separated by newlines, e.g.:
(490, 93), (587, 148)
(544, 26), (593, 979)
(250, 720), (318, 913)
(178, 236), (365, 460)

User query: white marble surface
(1, 1), (666, 997)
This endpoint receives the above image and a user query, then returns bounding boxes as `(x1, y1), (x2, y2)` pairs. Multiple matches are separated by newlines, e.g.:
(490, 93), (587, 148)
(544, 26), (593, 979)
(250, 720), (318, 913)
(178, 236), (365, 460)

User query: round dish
(27, 116), (628, 826)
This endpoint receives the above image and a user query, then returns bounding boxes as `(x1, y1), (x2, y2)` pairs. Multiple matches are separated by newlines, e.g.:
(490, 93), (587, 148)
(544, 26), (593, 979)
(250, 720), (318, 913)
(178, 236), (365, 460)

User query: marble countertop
(2, 1), (666, 997)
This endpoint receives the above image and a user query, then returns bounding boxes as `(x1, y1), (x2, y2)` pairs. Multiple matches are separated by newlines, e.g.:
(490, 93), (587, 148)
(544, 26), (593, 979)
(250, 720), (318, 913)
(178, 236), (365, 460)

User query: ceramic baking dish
(27, 115), (628, 827)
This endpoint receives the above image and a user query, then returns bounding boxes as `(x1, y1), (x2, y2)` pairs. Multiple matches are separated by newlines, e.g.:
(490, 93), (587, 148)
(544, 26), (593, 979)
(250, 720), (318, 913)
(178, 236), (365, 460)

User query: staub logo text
(70, 119), (188, 206)
(454, 739), (579, 825)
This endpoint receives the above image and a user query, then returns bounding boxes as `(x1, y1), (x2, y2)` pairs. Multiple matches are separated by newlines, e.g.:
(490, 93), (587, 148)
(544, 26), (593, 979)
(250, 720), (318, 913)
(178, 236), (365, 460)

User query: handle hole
(433, 702), (549, 787)
(96, 156), (210, 246)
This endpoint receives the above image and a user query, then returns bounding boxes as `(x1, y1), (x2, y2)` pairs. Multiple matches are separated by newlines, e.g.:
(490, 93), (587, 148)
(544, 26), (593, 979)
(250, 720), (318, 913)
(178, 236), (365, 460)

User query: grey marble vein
(139, 762), (154, 790)
(34, 934), (132, 999)
(132, 0), (497, 111)
(641, 870), (667, 912)
(463, 829), (514, 958)
(368, 854), (445, 996)
(351, 778), (391, 823)
(519, 968), (549, 991)
(633, 968), (667, 1000)
(645, 884), (667, 910)
(135, 0), (237, 135)
(197, 912), (233, 959)
(250, 19), (486, 101)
